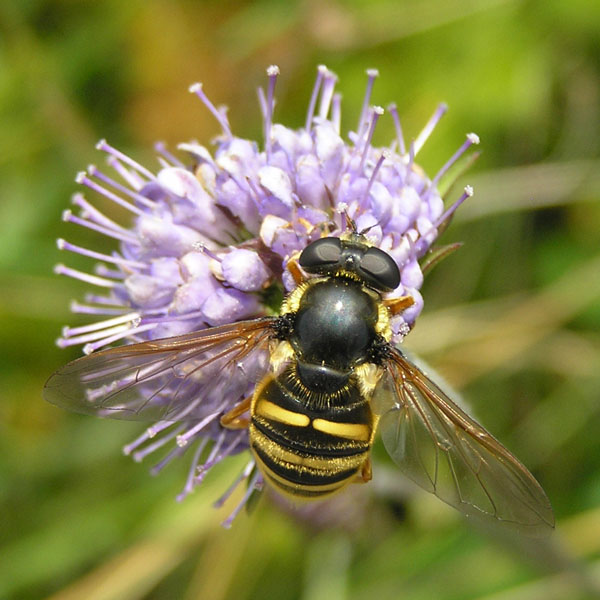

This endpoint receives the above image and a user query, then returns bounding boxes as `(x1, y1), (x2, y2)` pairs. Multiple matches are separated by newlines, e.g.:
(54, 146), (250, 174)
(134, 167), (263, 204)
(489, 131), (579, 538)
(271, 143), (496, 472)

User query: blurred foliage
(1, 0), (600, 598)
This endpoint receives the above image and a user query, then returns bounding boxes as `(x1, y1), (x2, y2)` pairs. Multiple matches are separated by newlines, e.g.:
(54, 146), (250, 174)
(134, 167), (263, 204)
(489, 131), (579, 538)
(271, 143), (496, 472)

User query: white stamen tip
(382, 149), (392, 160)
(61, 209), (72, 222)
(87, 164), (98, 174)
(465, 185), (474, 196)
(176, 435), (188, 448)
(75, 171), (86, 184)
(53, 263), (65, 275)
(366, 68), (379, 78)
(147, 427), (158, 438)
(188, 82), (202, 93)
(266, 65), (280, 76)
(467, 133), (480, 144)
(95, 139), (107, 150)
(56, 238), (66, 250)
(83, 344), (94, 355)
(373, 105), (385, 115)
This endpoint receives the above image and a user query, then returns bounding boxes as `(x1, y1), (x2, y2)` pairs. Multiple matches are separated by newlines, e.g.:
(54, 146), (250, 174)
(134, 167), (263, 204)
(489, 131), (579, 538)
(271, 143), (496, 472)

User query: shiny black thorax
(288, 276), (379, 396)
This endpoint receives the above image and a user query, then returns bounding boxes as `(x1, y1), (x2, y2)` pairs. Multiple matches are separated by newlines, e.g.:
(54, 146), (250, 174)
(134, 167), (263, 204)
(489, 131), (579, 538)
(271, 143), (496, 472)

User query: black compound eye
(360, 246), (400, 290)
(299, 237), (342, 272)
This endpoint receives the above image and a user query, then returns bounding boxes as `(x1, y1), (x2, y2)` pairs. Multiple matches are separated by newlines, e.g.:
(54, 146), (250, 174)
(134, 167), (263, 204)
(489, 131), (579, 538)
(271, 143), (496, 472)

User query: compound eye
(360, 246), (400, 290)
(299, 237), (342, 272)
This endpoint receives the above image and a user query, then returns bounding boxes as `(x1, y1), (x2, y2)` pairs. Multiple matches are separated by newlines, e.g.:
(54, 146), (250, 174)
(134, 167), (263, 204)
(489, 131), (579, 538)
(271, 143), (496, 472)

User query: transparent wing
(44, 317), (275, 422)
(374, 347), (554, 536)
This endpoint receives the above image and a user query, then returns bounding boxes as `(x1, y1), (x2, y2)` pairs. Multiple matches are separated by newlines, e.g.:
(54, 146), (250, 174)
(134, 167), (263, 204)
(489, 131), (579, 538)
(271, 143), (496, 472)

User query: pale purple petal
(313, 122), (345, 189)
(125, 273), (177, 308)
(222, 249), (270, 292)
(202, 287), (261, 326)
(137, 214), (203, 258)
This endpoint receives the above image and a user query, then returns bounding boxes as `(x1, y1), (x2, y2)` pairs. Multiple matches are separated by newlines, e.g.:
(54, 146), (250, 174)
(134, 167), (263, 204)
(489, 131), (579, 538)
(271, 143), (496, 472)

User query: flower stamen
(305, 65), (327, 131)
(387, 103), (407, 155)
(56, 323), (131, 348)
(88, 164), (158, 209)
(221, 469), (262, 529)
(70, 193), (128, 231)
(318, 68), (337, 120)
(57, 238), (147, 269)
(106, 156), (145, 190)
(77, 169), (145, 216)
(189, 83), (233, 138)
(82, 322), (158, 354)
(358, 106), (385, 175)
(133, 424), (187, 463)
(331, 92), (342, 134)
(150, 445), (187, 476)
(429, 133), (480, 192)
(70, 301), (129, 316)
(177, 437), (212, 502)
(154, 142), (185, 168)
(435, 185), (474, 228)
(358, 68), (379, 133)
(84, 292), (127, 306)
(54, 263), (120, 288)
(194, 430), (227, 482)
(62, 209), (140, 245)
(413, 102), (448, 155)
(214, 459), (255, 508)
(61, 312), (142, 338)
(96, 139), (156, 180)
(362, 150), (389, 203)
(264, 65), (280, 163)
(176, 404), (227, 448)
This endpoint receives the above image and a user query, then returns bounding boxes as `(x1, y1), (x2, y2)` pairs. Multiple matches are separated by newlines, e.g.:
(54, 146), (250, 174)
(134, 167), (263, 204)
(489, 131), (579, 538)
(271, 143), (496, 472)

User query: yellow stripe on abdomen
(312, 418), (371, 442)
(249, 370), (374, 499)
(256, 399), (371, 443)
(255, 399), (311, 427)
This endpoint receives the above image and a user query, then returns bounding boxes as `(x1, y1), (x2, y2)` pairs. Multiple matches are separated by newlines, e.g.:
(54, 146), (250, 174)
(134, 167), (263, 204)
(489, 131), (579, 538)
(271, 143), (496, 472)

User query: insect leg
(384, 295), (414, 315)
(286, 258), (305, 287)
(355, 456), (372, 483)
(220, 396), (252, 429)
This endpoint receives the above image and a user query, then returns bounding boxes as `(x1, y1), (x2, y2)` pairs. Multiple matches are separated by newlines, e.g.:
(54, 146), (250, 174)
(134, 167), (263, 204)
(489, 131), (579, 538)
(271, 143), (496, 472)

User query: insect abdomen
(249, 368), (374, 498)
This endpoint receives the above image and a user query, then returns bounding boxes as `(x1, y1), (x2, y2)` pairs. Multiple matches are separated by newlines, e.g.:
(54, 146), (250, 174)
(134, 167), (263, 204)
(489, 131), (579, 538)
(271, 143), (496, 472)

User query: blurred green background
(1, 0), (600, 598)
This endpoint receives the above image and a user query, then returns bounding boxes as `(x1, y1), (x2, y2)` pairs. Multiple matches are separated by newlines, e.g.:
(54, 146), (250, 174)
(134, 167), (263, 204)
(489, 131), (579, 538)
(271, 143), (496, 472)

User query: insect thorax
(283, 276), (388, 368)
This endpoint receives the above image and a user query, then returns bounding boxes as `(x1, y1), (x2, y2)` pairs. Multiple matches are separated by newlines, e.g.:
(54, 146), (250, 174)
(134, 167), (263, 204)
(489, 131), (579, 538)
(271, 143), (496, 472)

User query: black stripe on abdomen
(249, 372), (373, 498)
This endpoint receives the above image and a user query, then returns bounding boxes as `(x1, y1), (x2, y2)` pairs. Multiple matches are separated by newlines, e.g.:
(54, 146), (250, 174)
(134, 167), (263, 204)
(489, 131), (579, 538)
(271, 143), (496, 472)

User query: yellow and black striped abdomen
(249, 366), (375, 499)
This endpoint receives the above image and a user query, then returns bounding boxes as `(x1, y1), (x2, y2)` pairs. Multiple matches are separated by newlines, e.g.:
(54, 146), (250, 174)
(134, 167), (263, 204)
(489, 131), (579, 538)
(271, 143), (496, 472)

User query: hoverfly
(44, 232), (554, 535)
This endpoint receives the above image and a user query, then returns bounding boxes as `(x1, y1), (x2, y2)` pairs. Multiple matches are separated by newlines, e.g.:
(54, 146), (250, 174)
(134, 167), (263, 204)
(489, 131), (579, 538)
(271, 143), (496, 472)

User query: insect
(45, 232), (554, 535)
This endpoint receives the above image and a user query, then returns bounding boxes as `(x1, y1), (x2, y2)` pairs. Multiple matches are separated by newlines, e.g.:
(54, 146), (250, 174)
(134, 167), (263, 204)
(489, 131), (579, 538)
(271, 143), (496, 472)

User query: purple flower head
(54, 65), (478, 527)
